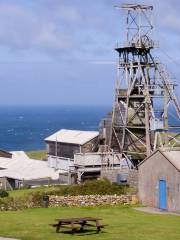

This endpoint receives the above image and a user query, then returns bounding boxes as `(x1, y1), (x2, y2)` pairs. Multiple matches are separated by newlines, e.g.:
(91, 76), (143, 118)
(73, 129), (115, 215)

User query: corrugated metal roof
(0, 152), (63, 180)
(45, 129), (99, 145)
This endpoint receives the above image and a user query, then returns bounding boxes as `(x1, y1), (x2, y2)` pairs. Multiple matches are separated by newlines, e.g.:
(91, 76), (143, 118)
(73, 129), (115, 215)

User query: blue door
(159, 180), (166, 210)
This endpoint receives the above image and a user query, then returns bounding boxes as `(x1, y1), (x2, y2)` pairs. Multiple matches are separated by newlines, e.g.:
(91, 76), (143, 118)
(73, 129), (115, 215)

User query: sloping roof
(10, 151), (29, 159)
(45, 129), (99, 145)
(138, 148), (180, 171)
(0, 152), (63, 180)
(0, 149), (12, 158)
(162, 150), (180, 171)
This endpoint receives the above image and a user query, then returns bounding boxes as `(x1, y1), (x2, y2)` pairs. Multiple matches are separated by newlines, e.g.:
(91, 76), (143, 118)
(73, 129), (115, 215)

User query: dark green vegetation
(2, 180), (133, 210)
(26, 150), (46, 160)
(9, 179), (134, 198)
(0, 205), (180, 240)
(0, 189), (9, 198)
(43, 179), (132, 196)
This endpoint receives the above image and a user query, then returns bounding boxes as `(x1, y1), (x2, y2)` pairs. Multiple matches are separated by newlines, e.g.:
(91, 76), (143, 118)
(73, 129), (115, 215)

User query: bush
(27, 191), (44, 207)
(0, 179), (133, 211)
(46, 179), (130, 196)
(0, 189), (9, 198)
(0, 192), (46, 211)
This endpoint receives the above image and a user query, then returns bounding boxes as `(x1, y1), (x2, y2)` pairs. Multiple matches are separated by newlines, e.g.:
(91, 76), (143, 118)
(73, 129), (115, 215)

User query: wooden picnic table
(50, 217), (106, 233)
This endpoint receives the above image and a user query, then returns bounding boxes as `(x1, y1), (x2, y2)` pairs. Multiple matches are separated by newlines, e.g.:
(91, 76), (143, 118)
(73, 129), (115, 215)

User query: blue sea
(0, 105), (111, 151)
(0, 105), (179, 151)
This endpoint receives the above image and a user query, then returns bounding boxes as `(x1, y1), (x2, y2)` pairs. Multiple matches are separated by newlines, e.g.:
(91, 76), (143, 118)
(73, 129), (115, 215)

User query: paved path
(134, 207), (180, 216)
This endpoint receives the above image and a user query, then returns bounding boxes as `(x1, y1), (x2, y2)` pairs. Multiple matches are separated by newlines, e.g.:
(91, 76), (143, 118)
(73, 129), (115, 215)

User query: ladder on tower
(157, 63), (180, 119)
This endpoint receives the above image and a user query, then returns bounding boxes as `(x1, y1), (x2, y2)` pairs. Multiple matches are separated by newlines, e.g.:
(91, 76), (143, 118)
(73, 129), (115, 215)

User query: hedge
(0, 179), (133, 211)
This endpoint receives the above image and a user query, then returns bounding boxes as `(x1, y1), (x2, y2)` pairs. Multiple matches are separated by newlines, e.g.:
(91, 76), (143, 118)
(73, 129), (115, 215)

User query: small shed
(138, 148), (180, 212)
(45, 129), (99, 159)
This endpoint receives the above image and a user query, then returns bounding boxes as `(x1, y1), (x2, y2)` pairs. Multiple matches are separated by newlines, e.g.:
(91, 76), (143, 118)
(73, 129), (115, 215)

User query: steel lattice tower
(108, 4), (180, 167)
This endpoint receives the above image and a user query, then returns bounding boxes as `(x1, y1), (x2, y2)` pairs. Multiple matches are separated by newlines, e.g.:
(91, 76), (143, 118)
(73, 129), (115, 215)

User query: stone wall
(101, 169), (138, 187)
(101, 169), (120, 183)
(49, 194), (138, 207)
(127, 170), (138, 187)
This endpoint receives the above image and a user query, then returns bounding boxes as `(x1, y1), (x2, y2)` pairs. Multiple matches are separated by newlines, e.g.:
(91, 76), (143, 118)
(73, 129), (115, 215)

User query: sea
(0, 105), (111, 151)
(0, 105), (179, 151)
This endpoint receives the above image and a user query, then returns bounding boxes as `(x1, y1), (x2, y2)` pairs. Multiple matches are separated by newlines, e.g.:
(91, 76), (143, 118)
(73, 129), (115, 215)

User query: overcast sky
(0, 0), (179, 105)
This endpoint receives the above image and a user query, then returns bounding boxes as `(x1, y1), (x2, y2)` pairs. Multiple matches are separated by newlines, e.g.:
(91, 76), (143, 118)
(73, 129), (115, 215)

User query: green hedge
(0, 179), (132, 211)
(46, 179), (129, 196)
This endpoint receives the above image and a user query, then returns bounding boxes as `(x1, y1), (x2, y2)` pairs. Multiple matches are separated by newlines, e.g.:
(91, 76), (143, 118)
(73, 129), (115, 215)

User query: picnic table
(49, 217), (106, 233)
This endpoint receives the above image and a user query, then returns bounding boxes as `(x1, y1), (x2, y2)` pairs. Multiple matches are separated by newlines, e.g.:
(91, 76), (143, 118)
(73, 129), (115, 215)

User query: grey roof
(45, 129), (99, 145)
(162, 150), (180, 171)
(138, 148), (180, 171)
(0, 151), (62, 180)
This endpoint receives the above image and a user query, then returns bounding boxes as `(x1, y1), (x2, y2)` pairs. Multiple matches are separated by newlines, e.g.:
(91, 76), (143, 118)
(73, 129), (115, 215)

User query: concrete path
(134, 207), (180, 216)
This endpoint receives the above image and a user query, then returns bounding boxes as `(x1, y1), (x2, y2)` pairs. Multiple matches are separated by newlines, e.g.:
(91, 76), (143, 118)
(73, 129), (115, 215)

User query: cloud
(0, 0), (179, 61)
(0, 0), (180, 105)
(0, 1), (119, 60)
(0, 3), (76, 51)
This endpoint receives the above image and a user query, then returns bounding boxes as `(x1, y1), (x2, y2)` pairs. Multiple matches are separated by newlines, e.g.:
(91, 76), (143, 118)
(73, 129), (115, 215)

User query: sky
(0, 0), (180, 105)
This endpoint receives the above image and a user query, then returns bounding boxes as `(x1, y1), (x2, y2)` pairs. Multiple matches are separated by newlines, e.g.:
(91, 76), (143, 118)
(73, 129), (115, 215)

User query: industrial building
(0, 151), (62, 190)
(45, 129), (99, 169)
(138, 148), (180, 212)
(45, 129), (130, 183)
(45, 129), (99, 158)
(99, 3), (180, 169)
(45, 129), (103, 183)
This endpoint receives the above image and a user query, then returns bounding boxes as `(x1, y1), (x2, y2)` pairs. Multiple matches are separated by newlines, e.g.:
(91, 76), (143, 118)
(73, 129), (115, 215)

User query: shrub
(28, 191), (44, 207)
(0, 192), (46, 211)
(0, 189), (9, 198)
(0, 179), (133, 211)
(46, 179), (130, 196)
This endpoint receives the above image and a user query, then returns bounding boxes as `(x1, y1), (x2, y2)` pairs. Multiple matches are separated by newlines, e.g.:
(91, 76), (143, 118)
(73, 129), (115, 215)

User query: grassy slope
(8, 186), (57, 198)
(26, 150), (46, 160)
(8, 180), (134, 198)
(0, 205), (180, 240)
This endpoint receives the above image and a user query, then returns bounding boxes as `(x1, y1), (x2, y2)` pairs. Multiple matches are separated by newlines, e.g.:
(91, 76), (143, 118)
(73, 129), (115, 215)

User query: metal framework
(108, 4), (180, 167)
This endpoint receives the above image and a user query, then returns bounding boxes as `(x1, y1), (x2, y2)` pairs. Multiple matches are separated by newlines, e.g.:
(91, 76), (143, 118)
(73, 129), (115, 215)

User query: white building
(45, 129), (99, 171)
(0, 151), (62, 190)
(45, 129), (129, 183)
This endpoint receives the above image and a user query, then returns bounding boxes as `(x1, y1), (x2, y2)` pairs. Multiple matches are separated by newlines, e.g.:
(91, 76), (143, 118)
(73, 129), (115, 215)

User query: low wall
(127, 170), (138, 187)
(101, 169), (138, 187)
(49, 194), (138, 207)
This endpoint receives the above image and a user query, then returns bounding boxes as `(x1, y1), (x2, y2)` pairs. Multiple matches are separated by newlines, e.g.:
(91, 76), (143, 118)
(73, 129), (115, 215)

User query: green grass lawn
(0, 205), (180, 240)
(26, 150), (46, 160)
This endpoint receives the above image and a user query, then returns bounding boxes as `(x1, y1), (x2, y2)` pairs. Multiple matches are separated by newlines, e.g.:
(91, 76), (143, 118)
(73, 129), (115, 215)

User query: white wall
(48, 155), (74, 170)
